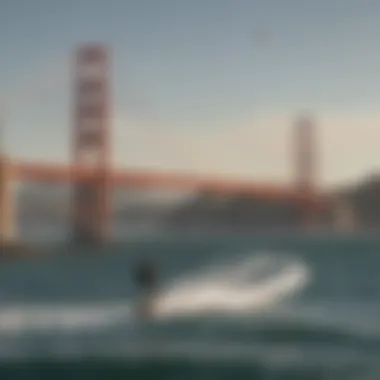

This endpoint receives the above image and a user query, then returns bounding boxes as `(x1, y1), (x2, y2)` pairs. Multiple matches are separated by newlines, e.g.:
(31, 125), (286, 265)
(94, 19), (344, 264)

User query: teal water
(1, 233), (380, 379)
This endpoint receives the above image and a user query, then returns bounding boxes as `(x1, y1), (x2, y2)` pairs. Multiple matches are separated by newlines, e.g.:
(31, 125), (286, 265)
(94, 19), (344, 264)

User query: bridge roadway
(12, 160), (319, 204)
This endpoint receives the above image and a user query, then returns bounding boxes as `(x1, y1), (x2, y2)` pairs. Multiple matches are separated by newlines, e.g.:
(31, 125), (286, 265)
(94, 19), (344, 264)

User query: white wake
(0, 252), (311, 334)
(0, 303), (132, 334)
(155, 253), (310, 318)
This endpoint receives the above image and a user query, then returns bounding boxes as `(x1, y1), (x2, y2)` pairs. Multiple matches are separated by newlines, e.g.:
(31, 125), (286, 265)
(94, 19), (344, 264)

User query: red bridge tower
(71, 44), (111, 244)
(294, 114), (318, 226)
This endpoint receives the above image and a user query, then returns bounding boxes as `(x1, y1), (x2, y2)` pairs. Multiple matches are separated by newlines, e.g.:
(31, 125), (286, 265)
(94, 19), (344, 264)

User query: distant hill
(17, 184), (70, 220)
(16, 173), (380, 229)
(165, 192), (305, 231)
(337, 173), (380, 228)
(165, 173), (380, 231)
(16, 184), (187, 222)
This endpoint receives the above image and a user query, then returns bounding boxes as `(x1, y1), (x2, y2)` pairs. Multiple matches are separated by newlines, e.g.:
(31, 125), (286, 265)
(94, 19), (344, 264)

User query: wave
(0, 250), (379, 378)
(0, 341), (379, 376)
(0, 252), (309, 334)
(154, 253), (310, 317)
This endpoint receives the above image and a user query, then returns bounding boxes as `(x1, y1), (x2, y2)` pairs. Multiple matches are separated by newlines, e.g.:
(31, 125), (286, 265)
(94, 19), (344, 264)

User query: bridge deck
(10, 161), (320, 204)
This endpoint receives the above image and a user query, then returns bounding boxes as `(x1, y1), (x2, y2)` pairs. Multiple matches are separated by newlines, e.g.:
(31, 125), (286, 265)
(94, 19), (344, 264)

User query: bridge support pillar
(0, 155), (15, 246)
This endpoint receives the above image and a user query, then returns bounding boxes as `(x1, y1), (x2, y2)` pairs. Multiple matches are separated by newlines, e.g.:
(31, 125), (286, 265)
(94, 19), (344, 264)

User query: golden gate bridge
(0, 43), (319, 245)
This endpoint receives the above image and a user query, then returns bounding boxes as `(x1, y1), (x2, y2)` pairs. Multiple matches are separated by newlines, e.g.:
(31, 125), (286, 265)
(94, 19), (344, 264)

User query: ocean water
(1, 229), (380, 379)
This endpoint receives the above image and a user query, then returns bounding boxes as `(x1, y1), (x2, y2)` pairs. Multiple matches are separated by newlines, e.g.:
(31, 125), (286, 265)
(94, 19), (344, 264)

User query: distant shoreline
(12, 224), (380, 244)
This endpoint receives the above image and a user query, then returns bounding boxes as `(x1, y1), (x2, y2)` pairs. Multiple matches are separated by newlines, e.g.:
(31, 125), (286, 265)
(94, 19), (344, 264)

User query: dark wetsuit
(134, 260), (158, 318)
(135, 260), (157, 293)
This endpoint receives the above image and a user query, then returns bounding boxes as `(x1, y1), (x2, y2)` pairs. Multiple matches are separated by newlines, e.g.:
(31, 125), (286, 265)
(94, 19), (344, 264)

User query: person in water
(134, 259), (158, 319)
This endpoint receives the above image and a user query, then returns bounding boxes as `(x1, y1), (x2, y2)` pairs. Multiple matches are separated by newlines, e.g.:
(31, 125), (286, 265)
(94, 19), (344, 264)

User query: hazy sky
(2, 0), (380, 187)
